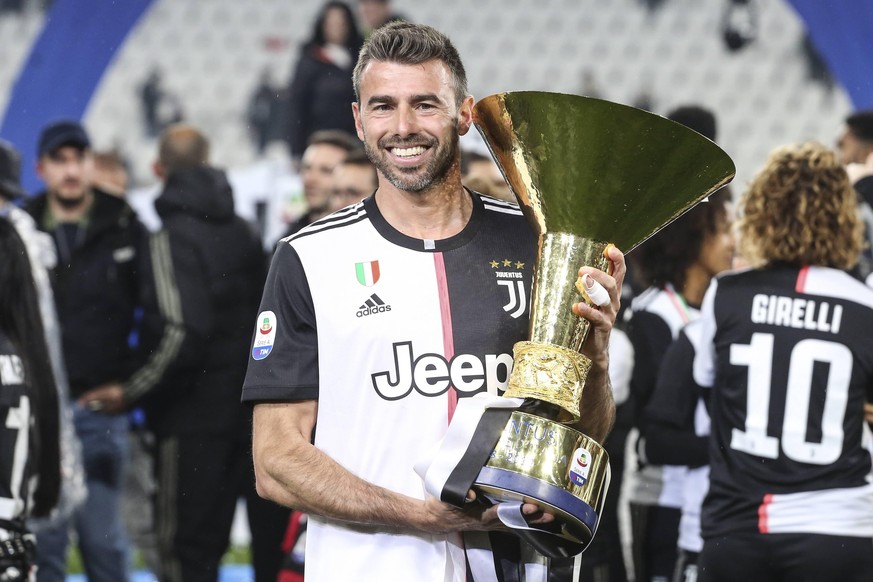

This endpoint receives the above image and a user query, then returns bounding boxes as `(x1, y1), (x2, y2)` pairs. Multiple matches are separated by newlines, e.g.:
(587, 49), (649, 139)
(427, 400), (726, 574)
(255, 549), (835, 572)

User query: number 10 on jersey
(729, 332), (852, 466)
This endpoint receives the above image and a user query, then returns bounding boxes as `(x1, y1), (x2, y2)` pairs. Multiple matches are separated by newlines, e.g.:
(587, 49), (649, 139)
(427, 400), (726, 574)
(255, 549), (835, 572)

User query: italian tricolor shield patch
(355, 260), (380, 286)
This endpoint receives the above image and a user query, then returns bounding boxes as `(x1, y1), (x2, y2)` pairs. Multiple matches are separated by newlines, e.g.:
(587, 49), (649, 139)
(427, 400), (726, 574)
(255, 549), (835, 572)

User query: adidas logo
(356, 293), (392, 318)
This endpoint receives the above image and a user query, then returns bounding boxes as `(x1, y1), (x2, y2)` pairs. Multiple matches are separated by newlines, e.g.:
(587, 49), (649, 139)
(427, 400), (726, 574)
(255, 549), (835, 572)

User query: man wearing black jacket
(141, 124), (287, 582)
(26, 120), (154, 582)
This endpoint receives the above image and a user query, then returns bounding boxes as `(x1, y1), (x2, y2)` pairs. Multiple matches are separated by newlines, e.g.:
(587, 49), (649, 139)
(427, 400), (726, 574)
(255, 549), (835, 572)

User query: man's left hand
(572, 244), (626, 369)
(77, 382), (126, 414)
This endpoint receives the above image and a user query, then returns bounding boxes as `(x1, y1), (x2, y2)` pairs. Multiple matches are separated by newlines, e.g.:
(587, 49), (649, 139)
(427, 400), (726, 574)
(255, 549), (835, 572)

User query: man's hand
(77, 382), (126, 414)
(572, 245), (626, 368)
(421, 490), (555, 533)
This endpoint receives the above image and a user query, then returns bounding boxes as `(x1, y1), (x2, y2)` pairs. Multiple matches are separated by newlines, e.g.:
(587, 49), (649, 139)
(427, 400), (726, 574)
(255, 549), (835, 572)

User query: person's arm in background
(644, 323), (709, 467)
(626, 308), (673, 429)
(79, 225), (210, 411)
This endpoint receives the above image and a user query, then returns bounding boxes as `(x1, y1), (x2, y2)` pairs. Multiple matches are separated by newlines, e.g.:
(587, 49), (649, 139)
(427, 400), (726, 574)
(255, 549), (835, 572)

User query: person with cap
(23, 120), (162, 582)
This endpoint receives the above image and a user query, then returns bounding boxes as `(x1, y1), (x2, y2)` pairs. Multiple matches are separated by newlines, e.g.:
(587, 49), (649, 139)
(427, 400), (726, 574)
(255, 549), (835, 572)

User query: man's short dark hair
(846, 110), (873, 143)
(307, 129), (361, 153)
(352, 21), (468, 106)
(158, 124), (210, 175)
(460, 150), (491, 177)
(339, 148), (377, 185)
(342, 148), (374, 167)
(666, 105), (717, 141)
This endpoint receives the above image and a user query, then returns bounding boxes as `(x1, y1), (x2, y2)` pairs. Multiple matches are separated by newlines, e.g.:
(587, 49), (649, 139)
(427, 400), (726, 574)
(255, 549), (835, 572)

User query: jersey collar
(363, 188), (484, 252)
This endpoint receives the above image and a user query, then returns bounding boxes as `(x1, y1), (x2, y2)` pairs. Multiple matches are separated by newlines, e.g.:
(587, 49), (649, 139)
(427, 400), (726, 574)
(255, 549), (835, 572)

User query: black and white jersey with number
(693, 264), (873, 538)
(0, 330), (31, 534)
(627, 283), (698, 508)
(243, 193), (537, 582)
(645, 320), (711, 552)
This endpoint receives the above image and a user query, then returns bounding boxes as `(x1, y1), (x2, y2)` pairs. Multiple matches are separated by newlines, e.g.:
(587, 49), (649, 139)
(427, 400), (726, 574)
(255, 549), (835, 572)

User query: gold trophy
(470, 92), (735, 557)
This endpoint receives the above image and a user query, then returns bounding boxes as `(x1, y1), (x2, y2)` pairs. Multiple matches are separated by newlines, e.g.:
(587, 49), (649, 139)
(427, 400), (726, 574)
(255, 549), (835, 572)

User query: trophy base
(475, 467), (596, 543)
(472, 411), (610, 557)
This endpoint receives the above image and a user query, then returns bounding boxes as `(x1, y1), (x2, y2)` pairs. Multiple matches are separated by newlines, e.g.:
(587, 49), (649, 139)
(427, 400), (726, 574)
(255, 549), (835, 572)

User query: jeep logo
(372, 341), (514, 400)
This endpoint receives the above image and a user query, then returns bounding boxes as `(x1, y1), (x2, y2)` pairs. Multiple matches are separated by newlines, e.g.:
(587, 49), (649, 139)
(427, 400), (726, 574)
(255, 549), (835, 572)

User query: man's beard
(365, 130), (459, 193)
(54, 192), (88, 210)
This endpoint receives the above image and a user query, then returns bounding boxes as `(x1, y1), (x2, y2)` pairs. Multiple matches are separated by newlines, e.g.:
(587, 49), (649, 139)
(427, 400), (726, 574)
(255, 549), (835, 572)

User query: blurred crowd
(1, 1), (873, 582)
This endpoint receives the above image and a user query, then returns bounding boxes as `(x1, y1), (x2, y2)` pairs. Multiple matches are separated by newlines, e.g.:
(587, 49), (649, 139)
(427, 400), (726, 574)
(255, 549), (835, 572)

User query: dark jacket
(854, 175), (873, 280)
(25, 190), (153, 399)
(285, 43), (357, 158)
(139, 166), (266, 436)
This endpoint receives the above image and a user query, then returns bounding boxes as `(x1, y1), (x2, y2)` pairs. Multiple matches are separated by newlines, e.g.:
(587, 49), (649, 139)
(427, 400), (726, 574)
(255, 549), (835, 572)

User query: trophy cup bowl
(470, 92), (735, 557)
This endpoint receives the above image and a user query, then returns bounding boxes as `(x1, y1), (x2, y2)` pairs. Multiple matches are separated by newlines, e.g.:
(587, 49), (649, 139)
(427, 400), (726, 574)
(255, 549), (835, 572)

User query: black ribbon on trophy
(417, 91), (735, 560)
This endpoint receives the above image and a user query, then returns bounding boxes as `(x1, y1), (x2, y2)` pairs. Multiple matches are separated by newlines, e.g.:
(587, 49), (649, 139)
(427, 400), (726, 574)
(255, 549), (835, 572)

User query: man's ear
(457, 95), (475, 137)
(152, 161), (165, 180)
(352, 102), (366, 141)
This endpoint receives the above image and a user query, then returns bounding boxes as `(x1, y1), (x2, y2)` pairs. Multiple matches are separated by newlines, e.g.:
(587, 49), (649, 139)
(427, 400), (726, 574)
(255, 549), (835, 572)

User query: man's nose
(393, 104), (419, 136)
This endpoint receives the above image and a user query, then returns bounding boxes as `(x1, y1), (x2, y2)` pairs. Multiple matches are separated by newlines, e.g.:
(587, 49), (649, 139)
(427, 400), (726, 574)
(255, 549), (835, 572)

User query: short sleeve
(242, 242), (319, 403)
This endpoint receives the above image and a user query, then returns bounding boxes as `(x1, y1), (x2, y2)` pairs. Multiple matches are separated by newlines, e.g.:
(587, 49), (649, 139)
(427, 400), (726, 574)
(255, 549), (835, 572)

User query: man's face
(352, 59), (472, 194)
(37, 146), (92, 203)
(331, 163), (377, 211)
(698, 207), (735, 279)
(466, 158), (513, 202)
(301, 143), (348, 213)
(358, 0), (389, 31)
(837, 127), (872, 165)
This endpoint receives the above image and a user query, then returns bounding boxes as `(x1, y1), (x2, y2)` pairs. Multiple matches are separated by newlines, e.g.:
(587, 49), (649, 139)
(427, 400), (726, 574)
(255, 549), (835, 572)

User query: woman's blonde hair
(737, 141), (863, 270)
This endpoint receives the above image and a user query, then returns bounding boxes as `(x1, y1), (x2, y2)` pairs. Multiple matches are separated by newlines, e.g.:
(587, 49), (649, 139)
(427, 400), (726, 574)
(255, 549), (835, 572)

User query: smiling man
(244, 22), (625, 582)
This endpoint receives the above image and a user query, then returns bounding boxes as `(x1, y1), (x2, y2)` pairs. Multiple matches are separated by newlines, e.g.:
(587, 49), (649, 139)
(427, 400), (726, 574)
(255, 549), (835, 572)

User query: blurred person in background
(281, 129), (360, 238)
(639, 196), (735, 582)
(356, 0), (405, 34)
(626, 184), (734, 582)
(247, 68), (282, 156)
(0, 139), (25, 206)
(284, 1), (363, 162)
(460, 149), (513, 202)
(25, 120), (157, 582)
(329, 147), (376, 211)
(0, 216), (62, 581)
(624, 102), (732, 582)
(137, 124), (286, 582)
(0, 138), (87, 572)
(91, 150), (129, 198)
(836, 109), (873, 281)
(694, 142), (873, 582)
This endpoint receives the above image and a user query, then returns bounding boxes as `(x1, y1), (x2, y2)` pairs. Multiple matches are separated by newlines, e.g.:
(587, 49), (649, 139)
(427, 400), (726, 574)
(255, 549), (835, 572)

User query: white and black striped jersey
(627, 283), (698, 508)
(0, 331), (31, 534)
(693, 264), (873, 538)
(243, 192), (538, 581)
